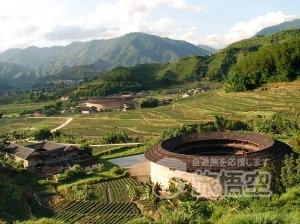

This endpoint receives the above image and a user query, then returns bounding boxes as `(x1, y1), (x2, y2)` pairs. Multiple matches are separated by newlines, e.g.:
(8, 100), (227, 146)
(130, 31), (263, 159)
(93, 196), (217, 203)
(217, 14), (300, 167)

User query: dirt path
(51, 117), (73, 132)
(28, 116), (73, 132)
(125, 160), (150, 182)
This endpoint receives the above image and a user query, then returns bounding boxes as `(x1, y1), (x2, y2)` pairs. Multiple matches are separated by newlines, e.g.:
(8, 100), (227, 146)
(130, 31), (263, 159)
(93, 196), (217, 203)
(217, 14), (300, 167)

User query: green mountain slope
(71, 29), (300, 97)
(197, 44), (218, 53)
(254, 18), (300, 37)
(34, 59), (111, 86)
(0, 62), (36, 89)
(206, 29), (300, 81)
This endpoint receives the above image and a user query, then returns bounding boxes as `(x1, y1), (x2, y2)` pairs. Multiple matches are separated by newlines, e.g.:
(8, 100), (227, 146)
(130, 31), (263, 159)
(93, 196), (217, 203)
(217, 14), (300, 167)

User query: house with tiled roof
(4, 141), (99, 174)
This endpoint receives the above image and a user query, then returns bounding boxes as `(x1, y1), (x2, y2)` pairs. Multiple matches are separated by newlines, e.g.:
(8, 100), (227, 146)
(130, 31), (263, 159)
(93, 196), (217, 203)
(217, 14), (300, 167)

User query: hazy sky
(0, 0), (299, 52)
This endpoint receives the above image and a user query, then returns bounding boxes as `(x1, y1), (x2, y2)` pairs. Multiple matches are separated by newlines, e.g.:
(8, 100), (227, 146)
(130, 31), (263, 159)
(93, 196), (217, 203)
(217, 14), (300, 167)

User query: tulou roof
(145, 131), (293, 172)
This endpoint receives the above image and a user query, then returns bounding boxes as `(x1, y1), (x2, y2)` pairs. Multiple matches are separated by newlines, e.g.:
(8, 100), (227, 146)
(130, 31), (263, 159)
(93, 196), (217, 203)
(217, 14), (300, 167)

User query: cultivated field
(0, 117), (68, 136)
(0, 101), (53, 115)
(30, 178), (142, 224)
(62, 81), (300, 140)
(1, 81), (300, 141)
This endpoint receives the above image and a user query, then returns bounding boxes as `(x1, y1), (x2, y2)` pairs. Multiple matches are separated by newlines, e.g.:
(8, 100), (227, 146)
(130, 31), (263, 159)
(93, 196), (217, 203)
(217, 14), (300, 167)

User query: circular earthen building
(145, 131), (292, 198)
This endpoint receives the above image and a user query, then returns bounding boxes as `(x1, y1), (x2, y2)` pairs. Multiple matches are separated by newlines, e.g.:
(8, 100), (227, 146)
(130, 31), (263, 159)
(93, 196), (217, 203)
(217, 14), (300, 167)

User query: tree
(259, 163), (284, 194)
(101, 130), (131, 144)
(139, 97), (159, 108)
(214, 115), (228, 131)
(0, 138), (7, 155)
(224, 72), (249, 92)
(253, 114), (298, 136)
(182, 201), (213, 220)
(33, 128), (52, 140)
(64, 164), (85, 180)
(280, 153), (299, 188)
(10, 130), (28, 140)
(226, 120), (252, 131)
(78, 143), (93, 156)
(153, 182), (162, 209)
(290, 136), (300, 153)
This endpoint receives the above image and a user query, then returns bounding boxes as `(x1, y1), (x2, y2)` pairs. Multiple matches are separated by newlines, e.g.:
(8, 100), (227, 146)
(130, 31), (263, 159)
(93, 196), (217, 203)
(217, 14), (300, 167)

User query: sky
(0, 0), (299, 52)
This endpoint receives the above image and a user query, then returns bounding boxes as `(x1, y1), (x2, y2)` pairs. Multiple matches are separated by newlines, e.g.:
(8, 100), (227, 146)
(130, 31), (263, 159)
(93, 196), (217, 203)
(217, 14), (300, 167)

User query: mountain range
(0, 32), (212, 90)
(0, 19), (299, 91)
(72, 28), (300, 97)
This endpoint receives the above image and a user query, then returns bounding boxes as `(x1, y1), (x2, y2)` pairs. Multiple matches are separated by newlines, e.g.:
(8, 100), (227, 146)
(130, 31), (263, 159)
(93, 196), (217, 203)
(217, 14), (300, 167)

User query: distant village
(0, 81), (210, 117)
(76, 87), (209, 114)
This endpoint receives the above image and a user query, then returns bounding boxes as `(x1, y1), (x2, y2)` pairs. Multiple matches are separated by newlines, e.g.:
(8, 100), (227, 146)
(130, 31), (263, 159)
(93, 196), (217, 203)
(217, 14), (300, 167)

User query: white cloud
(149, 18), (175, 34)
(0, 0), (65, 51)
(0, 0), (204, 51)
(198, 11), (296, 49)
(178, 26), (200, 44)
(224, 11), (296, 45)
(168, 0), (205, 12)
(201, 34), (222, 48)
(41, 0), (204, 45)
(1, 1), (296, 52)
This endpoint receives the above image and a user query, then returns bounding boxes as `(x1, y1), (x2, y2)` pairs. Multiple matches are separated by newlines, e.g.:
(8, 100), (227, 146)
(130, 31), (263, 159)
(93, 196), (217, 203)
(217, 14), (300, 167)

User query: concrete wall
(150, 162), (222, 198)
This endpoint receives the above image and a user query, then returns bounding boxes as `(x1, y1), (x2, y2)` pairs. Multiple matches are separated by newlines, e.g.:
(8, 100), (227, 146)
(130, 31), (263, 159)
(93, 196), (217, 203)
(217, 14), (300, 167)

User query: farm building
(85, 96), (135, 111)
(145, 131), (293, 198)
(80, 106), (97, 114)
(4, 141), (99, 174)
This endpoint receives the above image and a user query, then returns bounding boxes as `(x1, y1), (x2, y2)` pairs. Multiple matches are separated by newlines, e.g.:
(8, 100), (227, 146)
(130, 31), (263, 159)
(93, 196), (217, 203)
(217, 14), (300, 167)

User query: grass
(55, 159), (126, 192)
(0, 101), (54, 116)
(210, 185), (300, 224)
(0, 117), (69, 135)
(100, 144), (149, 159)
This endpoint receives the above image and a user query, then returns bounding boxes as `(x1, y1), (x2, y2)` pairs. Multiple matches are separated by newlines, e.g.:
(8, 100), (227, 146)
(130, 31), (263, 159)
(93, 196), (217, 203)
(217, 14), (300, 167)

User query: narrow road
(28, 116), (73, 132)
(51, 117), (73, 132)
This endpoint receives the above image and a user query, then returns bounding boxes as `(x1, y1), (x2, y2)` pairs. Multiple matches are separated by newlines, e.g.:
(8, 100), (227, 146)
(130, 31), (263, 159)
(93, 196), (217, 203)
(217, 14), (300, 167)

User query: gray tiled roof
(26, 141), (76, 152)
(5, 143), (38, 159)
(41, 141), (66, 151)
(5, 141), (77, 160)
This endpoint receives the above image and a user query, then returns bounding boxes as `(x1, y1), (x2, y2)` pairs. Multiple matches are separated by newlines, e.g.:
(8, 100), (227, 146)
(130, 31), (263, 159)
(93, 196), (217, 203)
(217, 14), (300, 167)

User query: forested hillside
(71, 29), (300, 97)
(206, 29), (300, 81)
(225, 38), (300, 92)
(0, 62), (35, 89)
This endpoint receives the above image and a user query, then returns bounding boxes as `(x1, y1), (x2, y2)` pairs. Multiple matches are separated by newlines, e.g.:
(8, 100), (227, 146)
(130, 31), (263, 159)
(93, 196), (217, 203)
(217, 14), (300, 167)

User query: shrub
(101, 130), (132, 144)
(126, 216), (154, 224)
(64, 164), (85, 180)
(289, 136), (300, 153)
(280, 153), (300, 188)
(139, 97), (159, 108)
(182, 201), (213, 220)
(78, 143), (93, 156)
(111, 166), (126, 176)
(33, 127), (52, 140)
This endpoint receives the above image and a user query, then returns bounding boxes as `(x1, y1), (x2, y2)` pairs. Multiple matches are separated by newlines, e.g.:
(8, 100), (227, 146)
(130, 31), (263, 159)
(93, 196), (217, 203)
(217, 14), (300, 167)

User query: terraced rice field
(52, 201), (140, 224)
(30, 178), (142, 224)
(62, 81), (300, 140)
(0, 117), (68, 135)
(2, 81), (300, 141)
